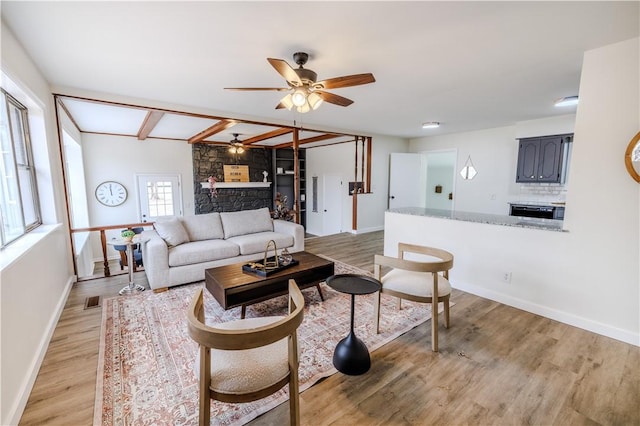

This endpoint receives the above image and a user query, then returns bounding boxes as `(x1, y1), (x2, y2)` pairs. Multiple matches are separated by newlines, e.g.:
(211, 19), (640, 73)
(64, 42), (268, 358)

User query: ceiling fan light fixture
(229, 133), (245, 155)
(422, 122), (440, 129)
(292, 88), (308, 107)
(279, 94), (294, 110)
(297, 102), (311, 113)
(554, 96), (579, 107)
(308, 92), (323, 110)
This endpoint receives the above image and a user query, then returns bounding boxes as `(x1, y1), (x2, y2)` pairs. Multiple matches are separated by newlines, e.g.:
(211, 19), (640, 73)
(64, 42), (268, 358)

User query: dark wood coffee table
(205, 251), (334, 318)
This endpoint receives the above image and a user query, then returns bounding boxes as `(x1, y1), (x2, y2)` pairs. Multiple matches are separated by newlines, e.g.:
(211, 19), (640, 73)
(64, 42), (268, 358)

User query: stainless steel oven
(509, 203), (565, 220)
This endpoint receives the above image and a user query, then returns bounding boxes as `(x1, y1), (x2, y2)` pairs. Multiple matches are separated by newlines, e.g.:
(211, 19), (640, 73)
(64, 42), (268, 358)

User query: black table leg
(332, 294), (371, 375)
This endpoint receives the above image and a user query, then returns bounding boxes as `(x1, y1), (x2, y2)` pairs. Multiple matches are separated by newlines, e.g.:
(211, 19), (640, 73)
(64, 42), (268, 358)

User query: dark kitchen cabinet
(516, 134), (572, 183)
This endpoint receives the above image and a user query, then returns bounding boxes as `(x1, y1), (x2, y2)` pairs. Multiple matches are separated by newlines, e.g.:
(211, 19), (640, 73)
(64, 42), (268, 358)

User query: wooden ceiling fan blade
(224, 87), (290, 91)
(315, 91), (354, 107)
(315, 73), (375, 90)
(267, 58), (302, 86)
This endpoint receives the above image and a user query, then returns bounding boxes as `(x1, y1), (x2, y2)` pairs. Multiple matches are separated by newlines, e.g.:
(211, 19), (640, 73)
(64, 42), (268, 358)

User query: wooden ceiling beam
(273, 133), (344, 149)
(137, 110), (164, 140)
(243, 128), (292, 145)
(188, 119), (237, 144)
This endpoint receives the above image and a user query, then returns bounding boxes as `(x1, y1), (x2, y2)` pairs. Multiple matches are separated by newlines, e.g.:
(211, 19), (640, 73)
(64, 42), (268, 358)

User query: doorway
(388, 153), (427, 209)
(423, 150), (457, 211)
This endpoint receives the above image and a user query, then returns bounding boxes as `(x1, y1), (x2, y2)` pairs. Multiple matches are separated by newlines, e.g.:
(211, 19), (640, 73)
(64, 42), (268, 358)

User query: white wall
(81, 133), (194, 259)
(306, 135), (407, 235)
(1, 23), (75, 425)
(385, 38), (639, 345)
(410, 115), (576, 215)
(83, 133), (195, 225)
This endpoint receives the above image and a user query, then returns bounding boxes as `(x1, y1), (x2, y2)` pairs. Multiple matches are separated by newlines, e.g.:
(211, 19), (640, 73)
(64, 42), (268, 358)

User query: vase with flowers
(272, 192), (295, 221)
(208, 175), (218, 198)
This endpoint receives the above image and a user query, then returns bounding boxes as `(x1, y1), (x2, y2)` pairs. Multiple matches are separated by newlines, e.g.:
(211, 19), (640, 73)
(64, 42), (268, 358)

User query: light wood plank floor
(19, 231), (639, 425)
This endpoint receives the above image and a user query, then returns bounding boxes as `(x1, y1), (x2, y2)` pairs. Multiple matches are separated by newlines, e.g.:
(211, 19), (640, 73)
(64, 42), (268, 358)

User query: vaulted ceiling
(3, 2), (639, 143)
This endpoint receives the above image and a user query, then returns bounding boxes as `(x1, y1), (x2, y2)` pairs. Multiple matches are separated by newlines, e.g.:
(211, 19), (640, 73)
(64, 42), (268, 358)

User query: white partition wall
(385, 37), (640, 346)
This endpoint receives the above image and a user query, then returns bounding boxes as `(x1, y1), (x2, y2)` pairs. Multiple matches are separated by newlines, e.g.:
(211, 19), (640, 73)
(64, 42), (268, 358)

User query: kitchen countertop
(387, 207), (566, 232)
(508, 201), (566, 207)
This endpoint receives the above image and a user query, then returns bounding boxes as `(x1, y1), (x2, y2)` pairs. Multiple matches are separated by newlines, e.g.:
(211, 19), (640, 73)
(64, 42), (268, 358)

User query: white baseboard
(350, 225), (384, 235)
(453, 280), (640, 347)
(8, 275), (75, 425)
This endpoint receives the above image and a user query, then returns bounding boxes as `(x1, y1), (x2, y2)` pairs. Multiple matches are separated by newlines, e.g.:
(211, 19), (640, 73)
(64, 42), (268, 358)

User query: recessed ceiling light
(554, 96), (579, 107)
(422, 122), (440, 129)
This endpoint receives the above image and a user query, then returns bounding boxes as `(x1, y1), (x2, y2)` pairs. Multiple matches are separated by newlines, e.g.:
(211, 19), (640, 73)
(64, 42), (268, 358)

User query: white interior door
(136, 174), (182, 222)
(322, 174), (342, 236)
(388, 153), (426, 209)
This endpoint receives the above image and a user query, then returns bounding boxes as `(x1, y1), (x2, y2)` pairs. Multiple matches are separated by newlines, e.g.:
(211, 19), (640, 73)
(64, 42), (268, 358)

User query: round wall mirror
(625, 131), (640, 183)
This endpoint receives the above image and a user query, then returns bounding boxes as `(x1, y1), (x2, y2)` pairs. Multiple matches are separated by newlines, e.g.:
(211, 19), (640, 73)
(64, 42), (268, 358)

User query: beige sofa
(141, 207), (304, 291)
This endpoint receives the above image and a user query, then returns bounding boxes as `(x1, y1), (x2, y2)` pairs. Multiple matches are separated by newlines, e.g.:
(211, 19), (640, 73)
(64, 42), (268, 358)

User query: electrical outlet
(502, 272), (512, 283)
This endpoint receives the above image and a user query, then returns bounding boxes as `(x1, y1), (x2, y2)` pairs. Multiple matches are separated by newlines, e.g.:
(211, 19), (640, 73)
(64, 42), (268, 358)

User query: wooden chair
(187, 279), (305, 426)
(373, 243), (454, 352)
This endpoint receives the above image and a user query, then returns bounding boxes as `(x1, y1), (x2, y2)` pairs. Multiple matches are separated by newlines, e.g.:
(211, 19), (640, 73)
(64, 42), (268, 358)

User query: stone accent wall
(193, 144), (273, 214)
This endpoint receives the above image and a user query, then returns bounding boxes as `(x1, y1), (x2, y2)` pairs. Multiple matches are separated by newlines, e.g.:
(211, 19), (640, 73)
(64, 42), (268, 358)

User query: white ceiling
(2, 1), (639, 142)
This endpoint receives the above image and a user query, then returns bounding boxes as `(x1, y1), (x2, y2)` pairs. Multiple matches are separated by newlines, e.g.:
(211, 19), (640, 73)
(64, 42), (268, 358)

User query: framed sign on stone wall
(223, 165), (250, 182)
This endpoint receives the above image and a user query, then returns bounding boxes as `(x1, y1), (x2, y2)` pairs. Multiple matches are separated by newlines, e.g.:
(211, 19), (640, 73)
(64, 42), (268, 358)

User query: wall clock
(95, 181), (127, 206)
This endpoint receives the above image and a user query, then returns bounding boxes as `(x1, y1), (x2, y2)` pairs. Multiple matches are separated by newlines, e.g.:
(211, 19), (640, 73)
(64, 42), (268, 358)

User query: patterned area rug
(94, 257), (440, 425)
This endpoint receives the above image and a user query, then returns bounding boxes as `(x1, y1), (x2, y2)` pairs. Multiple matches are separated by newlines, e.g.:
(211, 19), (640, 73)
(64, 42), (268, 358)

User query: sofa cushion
(154, 217), (190, 247)
(168, 240), (240, 267)
(226, 231), (294, 256)
(181, 213), (224, 241)
(220, 207), (273, 239)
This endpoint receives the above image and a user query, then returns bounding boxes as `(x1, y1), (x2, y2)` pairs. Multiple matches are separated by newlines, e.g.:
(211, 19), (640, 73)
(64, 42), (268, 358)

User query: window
(0, 89), (41, 247)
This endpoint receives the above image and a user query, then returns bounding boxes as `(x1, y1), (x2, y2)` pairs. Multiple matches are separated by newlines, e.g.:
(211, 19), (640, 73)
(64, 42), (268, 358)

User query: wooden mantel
(199, 182), (272, 189)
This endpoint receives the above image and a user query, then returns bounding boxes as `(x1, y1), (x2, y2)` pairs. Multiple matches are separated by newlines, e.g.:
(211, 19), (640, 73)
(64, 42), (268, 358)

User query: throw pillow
(220, 207), (273, 239)
(154, 217), (190, 247)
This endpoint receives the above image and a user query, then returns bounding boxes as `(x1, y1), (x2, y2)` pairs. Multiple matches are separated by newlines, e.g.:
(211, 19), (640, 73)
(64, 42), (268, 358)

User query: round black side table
(325, 274), (382, 375)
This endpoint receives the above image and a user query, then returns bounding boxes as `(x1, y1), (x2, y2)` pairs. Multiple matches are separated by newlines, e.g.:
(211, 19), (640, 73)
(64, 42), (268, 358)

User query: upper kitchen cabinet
(516, 134), (573, 183)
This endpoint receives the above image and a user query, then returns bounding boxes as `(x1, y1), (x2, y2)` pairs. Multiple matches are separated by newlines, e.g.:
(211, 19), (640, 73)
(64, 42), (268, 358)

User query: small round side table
(325, 274), (382, 375)
(107, 237), (147, 295)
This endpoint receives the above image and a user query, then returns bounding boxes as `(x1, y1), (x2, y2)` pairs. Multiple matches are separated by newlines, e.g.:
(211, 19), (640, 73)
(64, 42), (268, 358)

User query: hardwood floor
(19, 231), (639, 425)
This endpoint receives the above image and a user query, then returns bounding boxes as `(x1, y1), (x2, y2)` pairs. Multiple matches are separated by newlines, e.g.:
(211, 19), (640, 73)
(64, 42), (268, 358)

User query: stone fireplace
(193, 144), (273, 214)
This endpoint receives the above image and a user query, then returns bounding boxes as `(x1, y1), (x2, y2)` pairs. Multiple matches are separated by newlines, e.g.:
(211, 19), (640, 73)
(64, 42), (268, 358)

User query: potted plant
(121, 229), (136, 242)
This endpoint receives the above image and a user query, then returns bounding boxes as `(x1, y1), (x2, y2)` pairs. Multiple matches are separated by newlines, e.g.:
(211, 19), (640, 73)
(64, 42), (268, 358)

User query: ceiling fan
(225, 52), (375, 113)
(228, 133), (244, 154)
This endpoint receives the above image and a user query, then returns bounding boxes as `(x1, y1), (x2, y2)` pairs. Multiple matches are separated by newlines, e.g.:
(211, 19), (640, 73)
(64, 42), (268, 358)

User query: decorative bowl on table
(121, 229), (136, 242)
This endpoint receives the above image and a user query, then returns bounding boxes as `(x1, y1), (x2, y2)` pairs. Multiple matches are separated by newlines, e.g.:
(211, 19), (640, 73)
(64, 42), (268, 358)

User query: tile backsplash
(517, 183), (567, 203)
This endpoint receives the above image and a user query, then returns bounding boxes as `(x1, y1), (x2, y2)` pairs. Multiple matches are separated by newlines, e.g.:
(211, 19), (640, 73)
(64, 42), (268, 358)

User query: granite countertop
(387, 207), (566, 232)
(508, 201), (566, 207)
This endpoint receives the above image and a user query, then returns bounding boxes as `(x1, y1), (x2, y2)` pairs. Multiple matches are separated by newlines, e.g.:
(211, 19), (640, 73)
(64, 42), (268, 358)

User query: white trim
(199, 181), (272, 189)
(350, 225), (384, 235)
(8, 274), (75, 426)
(452, 279), (640, 347)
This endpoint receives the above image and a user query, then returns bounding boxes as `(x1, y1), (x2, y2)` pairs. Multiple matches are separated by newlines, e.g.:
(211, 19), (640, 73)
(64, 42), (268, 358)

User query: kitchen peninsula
(382, 206), (595, 341)
(389, 207), (565, 232)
